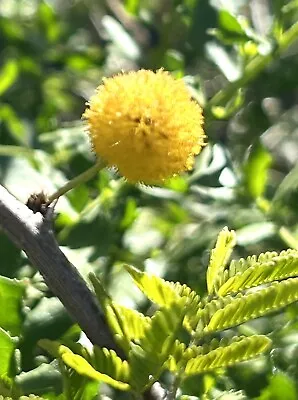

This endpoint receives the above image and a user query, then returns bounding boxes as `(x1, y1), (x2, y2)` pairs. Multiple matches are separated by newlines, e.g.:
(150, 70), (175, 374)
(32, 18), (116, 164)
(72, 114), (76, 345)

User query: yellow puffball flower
(83, 69), (205, 184)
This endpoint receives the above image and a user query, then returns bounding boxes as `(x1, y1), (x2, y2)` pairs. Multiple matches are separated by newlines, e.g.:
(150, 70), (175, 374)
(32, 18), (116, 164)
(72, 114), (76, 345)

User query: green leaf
(0, 277), (24, 336)
(124, 0), (140, 15)
(0, 104), (26, 144)
(120, 198), (138, 229)
(219, 11), (246, 35)
(207, 227), (236, 295)
(106, 303), (150, 341)
(163, 49), (185, 72)
(39, 340), (130, 391)
(124, 266), (200, 331)
(93, 346), (130, 384)
(243, 141), (272, 199)
(207, 278), (298, 333)
(129, 298), (186, 391)
(15, 362), (62, 396)
(122, 267), (200, 336)
(258, 372), (297, 400)
(38, 2), (60, 43)
(211, 89), (244, 118)
(0, 328), (16, 376)
(0, 59), (19, 96)
(209, 11), (250, 45)
(184, 335), (270, 375)
(124, 265), (180, 306)
(189, 295), (235, 337)
(22, 297), (72, 347)
(165, 340), (188, 372)
(217, 249), (298, 296)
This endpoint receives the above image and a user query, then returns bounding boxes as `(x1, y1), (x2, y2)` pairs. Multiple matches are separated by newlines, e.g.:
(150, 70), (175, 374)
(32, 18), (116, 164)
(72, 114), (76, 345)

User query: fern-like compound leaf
(106, 303), (150, 341)
(184, 335), (271, 375)
(166, 340), (203, 372)
(207, 227), (236, 295)
(217, 249), (298, 296)
(125, 265), (180, 306)
(39, 339), (130, 391)
(124, 266), (200, 331)
(129, 298), (186, 392)
(207, 277), (298, 333)
(186, 295), (236, 337)
(93, 346), (130, 383)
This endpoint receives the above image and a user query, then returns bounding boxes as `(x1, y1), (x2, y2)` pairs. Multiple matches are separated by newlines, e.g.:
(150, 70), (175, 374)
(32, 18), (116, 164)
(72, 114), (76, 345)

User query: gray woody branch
(0, 184), (163, 400)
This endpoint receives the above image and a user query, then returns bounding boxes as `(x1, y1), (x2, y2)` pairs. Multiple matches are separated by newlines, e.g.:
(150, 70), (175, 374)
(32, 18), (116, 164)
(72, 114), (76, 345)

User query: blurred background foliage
(0, 0), (298, 399)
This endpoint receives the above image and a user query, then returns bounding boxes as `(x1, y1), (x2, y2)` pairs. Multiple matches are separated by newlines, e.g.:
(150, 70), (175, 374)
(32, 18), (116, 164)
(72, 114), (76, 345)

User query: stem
(47, 158), (105, 204)
(206, 21), (298, 110)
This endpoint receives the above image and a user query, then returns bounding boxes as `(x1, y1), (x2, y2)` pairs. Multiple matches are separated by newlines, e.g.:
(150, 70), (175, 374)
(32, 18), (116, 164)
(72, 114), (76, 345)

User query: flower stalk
(47, 158), (105, 205)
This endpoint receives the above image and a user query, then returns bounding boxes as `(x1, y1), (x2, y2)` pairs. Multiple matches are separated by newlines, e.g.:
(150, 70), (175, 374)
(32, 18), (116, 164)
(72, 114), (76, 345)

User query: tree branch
(0, 184), (164, 399)
(0, 184), (123, 352)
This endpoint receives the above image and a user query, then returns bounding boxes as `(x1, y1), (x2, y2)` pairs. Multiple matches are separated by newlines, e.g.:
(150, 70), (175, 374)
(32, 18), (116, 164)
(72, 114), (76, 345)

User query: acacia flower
(83, 69), (205, 184)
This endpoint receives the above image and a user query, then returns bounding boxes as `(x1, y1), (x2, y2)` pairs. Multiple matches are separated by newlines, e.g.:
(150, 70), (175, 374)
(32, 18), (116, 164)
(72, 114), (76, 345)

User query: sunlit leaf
(184, 336), (270, 375)
(207, 227), (236, 294)
(258, 372), (297, 400)
(0, 328), (16, 376)
(124, 265), (180, 306)
(207, 278), (298, 333)
(0, 105), (26, 144)
(0, 277), (24, 336)
(129, 298), (186, 391)
(218, 249), (298, 296)
(243, 141), (272, 198)
(0, 59), (19, 96)
(39, 340), (130, 391)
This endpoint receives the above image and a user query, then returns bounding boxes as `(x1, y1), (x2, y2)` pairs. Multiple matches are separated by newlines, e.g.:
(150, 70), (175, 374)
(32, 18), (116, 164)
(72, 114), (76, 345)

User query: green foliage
(207, 227), (236, 295)
(0, 328), (16, 376)
(184, 335), (271, 375)
(1, 0), (298, 398)
(124, 265), (181, 306)
(258, 372), (297, 400)
(38, 229), (298, 396)
(207, 278), (298, 332)
(0, 277), (24, 336)
(39, 340), (130, 391)
(243, 141), (272, 199)
(128, 299), (187, 391)
(217, 249), (298, 296)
